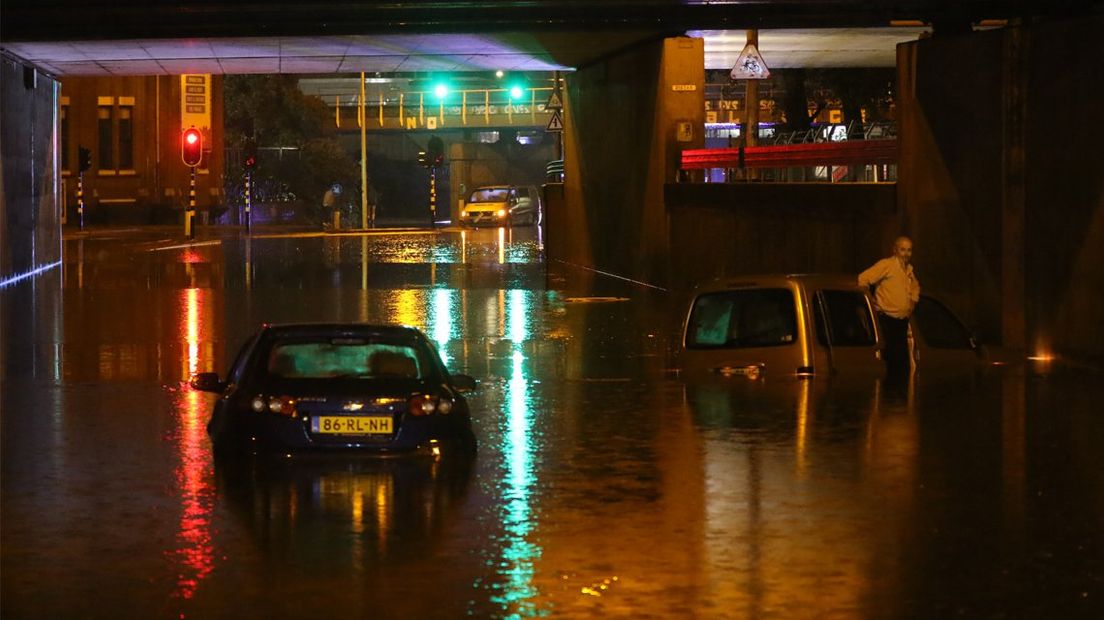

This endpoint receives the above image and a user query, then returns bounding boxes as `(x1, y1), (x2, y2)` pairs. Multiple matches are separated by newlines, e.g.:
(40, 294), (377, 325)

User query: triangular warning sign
(730, 43), (770, 80)
(546, 110), (564, 132)
(544, 90), (563, 110)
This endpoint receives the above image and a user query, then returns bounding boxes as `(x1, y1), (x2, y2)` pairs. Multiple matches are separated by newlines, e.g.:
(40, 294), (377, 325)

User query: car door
(910, 295), (981, 372)
(812, 289), (884, 376)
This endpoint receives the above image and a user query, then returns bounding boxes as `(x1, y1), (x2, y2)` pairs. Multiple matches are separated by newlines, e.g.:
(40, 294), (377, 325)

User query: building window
(515, 130), (541, 146)
(473, 131), (499, 144)
(118, 105), (134, 170)
(61, 104), (70, 173)
(97, 106), (113, 169)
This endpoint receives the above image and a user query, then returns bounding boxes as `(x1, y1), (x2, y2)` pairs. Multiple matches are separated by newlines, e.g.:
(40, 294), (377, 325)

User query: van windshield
(686, 289), (797, 349)
(468, 188), (509, 203)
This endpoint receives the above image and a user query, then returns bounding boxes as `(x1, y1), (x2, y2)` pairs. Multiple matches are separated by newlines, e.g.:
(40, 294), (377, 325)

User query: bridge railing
(682, 122), (898, 183)
(331, 87), (558, 131)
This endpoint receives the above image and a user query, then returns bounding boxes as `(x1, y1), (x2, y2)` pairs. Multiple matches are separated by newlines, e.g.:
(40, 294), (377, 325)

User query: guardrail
(681, 139), (897, 170)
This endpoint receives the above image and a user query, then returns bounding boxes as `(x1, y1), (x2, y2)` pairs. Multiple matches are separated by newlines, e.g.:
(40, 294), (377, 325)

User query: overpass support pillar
(897, 16), (1104, 364)
(552, 36), (703, 289)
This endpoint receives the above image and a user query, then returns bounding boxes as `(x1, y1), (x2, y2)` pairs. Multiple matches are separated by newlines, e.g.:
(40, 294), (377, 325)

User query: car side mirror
(451, 373), (478, 393)
(969, 328), (983, 349)
(190, 372), (225, 393)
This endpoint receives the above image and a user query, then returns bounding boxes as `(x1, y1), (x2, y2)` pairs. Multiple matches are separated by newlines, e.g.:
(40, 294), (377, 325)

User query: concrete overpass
(3, 1), (1104, 364)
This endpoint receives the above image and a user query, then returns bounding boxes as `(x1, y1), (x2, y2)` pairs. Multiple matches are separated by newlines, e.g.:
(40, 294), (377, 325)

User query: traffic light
(181, 127), (203, 167)
(78, 146), (92, 172)
(427, 136), (444, 168)
(508, 84), (525, 100)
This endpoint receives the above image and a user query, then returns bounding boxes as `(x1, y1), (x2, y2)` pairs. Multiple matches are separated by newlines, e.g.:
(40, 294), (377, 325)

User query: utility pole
(360, 72), (369, 229)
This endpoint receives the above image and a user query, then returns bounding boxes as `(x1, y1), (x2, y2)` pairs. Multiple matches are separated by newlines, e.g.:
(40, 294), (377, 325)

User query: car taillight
(268, 395), (297, 416)
(408, 394), (436, 416)
(250, 394), (297, 416)
(437, 397), (454, 415)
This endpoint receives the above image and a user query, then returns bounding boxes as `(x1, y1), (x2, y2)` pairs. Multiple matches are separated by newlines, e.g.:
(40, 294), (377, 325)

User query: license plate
(311, 416), (393, 435)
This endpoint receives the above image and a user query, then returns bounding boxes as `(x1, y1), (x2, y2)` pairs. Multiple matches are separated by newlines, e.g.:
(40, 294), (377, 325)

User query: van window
(814, 290), (877, 347)
(686, 289), (797, 349)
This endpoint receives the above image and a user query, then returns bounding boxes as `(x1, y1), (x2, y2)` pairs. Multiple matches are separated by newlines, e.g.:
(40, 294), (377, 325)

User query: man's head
(893, 236), (913, 264)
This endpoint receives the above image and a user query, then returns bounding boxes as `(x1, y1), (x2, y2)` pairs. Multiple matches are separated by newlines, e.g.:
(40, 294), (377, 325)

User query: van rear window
(686, 289), (797, 349)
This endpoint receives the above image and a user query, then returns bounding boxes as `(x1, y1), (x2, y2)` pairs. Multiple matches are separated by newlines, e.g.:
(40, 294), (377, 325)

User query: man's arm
(858, 259), (887, 288)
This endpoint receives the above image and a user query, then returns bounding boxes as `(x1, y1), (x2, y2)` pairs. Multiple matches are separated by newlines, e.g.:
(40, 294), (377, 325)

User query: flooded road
(2, 226), (1102, 618)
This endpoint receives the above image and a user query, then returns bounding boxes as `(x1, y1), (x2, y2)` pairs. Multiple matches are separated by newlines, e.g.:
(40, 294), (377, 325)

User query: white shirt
(858, 257), (920, 319)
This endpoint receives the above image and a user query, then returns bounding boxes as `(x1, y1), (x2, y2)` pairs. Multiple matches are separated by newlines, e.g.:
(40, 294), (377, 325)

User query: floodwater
(2, 226), (1102, 619)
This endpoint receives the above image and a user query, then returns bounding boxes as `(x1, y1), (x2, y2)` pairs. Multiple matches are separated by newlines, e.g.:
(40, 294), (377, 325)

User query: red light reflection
(169, 287), (215, 601)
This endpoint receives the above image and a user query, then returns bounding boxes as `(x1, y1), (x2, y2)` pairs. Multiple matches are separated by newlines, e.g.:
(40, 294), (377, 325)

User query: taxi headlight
(497, 209), (507, 217)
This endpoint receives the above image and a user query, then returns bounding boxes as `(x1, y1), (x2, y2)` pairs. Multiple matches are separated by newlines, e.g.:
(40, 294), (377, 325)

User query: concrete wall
(1, 52), (60, 284)
(666, 183), (897, 292)
(898, 16), (1104, 363)
(559, 36), (704, 287)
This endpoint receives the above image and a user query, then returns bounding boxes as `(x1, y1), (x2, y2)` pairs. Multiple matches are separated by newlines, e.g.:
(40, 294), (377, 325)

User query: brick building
(59, 75), (225, 225)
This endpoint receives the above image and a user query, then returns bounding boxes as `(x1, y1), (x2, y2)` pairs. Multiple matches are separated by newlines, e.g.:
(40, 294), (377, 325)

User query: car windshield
(468, 188), (509, 203)
(267, 339), (429, 379)
(686, 289), (797, 349)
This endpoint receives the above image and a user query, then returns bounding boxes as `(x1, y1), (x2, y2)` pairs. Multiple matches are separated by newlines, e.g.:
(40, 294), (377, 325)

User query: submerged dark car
(190, 324), (478, 456)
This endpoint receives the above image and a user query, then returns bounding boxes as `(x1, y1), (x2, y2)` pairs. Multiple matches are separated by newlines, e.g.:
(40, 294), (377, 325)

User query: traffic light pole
(77, 172), (85, 231)
(185, 166), (196, 239)
(244, 171), (252, 232)
(429, 167), (437, 228)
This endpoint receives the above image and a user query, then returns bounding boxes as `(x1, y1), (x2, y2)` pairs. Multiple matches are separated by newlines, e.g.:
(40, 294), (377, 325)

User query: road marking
(148, 240), (222, 252)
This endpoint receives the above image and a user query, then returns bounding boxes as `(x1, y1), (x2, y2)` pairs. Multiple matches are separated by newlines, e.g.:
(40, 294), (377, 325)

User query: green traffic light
(434, 83), (449, 99)
(509, 85), (524, 100)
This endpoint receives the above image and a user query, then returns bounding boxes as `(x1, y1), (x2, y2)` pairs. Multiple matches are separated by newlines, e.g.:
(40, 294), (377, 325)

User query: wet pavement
(2, 225), (1102, 619)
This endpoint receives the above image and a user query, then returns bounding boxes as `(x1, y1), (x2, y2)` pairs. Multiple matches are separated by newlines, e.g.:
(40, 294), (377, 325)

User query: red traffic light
(181, 127), (203, 167)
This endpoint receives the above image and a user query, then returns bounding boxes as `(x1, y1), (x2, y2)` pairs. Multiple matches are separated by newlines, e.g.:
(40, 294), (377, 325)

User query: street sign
(546, 110), (564, 132)
(544, 90), (563, 110)
(730, 43), (771, 80)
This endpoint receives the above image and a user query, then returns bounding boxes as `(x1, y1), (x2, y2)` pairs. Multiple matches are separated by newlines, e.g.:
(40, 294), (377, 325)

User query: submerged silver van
(679, 274), (989, 378)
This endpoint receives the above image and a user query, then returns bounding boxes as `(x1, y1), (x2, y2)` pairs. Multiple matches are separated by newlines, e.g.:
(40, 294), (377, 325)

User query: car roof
(692, 273), (865, 295)
(259, 323), (426, 341)
(471, 185), (512, 191)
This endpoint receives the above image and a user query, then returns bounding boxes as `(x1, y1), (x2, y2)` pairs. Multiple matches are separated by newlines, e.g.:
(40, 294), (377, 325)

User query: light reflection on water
(485, 287), (548, 617)
(171, 286), (216, 601)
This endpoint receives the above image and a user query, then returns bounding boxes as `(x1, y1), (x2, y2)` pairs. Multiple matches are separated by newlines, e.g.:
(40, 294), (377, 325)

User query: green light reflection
(490, 288), (545, 618)
(429, 287), (458, 365)
(491, 349), (544, 618)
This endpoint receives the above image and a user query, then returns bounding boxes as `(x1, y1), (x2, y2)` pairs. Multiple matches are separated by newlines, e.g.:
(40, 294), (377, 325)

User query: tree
(224, 75), (358, 219)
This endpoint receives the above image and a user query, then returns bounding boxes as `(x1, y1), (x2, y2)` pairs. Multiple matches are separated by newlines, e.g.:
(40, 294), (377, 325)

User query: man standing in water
(859, 236), (921, 379)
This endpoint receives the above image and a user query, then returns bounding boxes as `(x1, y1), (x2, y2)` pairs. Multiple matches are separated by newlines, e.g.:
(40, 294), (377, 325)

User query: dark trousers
(878, 313), (911, 378)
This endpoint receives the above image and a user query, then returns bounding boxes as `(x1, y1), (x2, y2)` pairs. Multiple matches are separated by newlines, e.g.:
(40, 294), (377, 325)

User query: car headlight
(497, 209), (507, 217)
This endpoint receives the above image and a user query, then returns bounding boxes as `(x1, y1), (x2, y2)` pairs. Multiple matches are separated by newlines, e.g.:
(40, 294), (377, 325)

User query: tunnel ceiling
(1, 1), (1090, 76)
